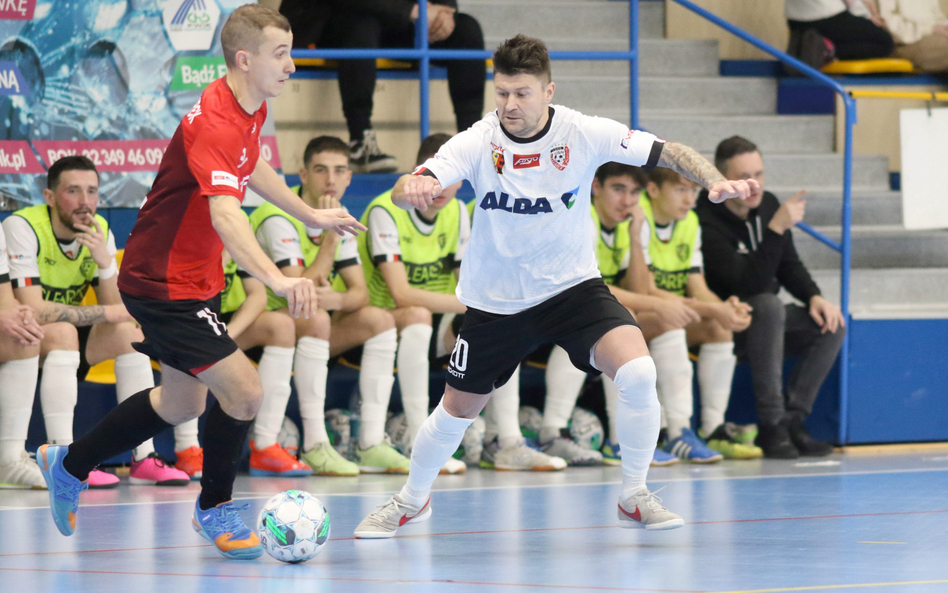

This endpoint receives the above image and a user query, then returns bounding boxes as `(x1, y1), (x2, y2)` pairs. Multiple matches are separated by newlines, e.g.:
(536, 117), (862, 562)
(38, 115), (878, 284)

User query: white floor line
(3, 464), (948, 512)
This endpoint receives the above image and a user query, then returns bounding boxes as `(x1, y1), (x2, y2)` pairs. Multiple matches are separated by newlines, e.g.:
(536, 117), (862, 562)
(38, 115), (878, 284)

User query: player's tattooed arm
(656, 142), (726, 189)
(36, 303), (108, 326)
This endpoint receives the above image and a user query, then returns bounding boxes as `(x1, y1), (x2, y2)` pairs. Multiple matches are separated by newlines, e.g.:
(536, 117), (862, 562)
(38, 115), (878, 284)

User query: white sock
(698, 342), (737, 435)
(294, 338), (330, 451)
(396, 323), (433, 445)
(541, 346), (585, 442)
(613, 357), (661, 499)
(114, 352), (157, 461)
(0, 356), (39, 465)
(252, 346), (296, 450)
(40, 350), (80, 445)
(483, 364), (522, 448)
(400, 401), (474, 506)
(602, 375), (619, 444)
(175, 419), (201, 451)
(359, 328), (397, 449)
(648, 329), (693, 440)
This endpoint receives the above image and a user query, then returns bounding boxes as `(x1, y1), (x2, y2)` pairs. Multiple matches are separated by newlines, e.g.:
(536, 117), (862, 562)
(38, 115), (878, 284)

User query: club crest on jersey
(550, 142), (569, 171)
(491, 147), (505, 175)
(677, 243), (691, 262)
(512, 153), (540, 169)
(438, 233), (447, 249)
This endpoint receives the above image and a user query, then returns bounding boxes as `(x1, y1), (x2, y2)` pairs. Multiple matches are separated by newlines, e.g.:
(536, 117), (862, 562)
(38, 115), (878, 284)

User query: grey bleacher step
(769, 188), (902, 226)
(639, 114), (833, 153)
(706, 153), (890, 190)
(467, 0), (663, 43)
(792, 225), (948, 269)
(554, 40), (719, 78)
(802, 268), (948, 313)
(554, 76), (776, 115)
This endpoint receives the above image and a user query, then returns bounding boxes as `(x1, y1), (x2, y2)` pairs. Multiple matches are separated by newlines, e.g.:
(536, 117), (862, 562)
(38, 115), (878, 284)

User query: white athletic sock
(174, 419), (201, 451)
(400, 401), (475, 506)
(358, 328), (397, 449)
(602, 375), (619, 444)
(613, 357), (661, 499)
(541, 346), (586, 442)
(648, 329), (693, 440)
(40, 350), (80, 446)
(698, 342), (737, 435)
(252, 346), (296, 450)
(114, 352), (157, 461)
(484, 364), (522, 449)
(0, 356), (39, 465)
(294, 338), (330, 451)
(396, 323), (433, 445)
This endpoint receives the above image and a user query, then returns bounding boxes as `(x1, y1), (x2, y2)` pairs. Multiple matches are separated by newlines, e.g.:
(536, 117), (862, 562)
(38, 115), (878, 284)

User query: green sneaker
(300, 442), (360, 476)
(728, 422), (758, 445)
(701, 425), (764, 460)
(355, 443), (410, 474)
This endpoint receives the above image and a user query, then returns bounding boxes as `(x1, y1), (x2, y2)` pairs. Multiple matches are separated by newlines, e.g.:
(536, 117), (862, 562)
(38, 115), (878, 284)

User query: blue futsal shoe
(663, 428), (724, 463)
(192, 499), (263, 559)
(37, 444), (88, 536)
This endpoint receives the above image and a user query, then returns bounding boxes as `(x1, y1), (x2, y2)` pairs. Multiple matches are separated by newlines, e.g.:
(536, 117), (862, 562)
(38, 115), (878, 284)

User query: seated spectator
(2, 156), (190, 487)
(879, 0), (948, 72)
(696, 136), (845, 459)
(786, 0), (894, 68)
(279, 0), (486, 173)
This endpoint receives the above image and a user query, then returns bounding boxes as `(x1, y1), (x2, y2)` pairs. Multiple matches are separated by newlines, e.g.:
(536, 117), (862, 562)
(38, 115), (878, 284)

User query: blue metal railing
(291, 1), (640, 132)
(669, 0), (855, 445)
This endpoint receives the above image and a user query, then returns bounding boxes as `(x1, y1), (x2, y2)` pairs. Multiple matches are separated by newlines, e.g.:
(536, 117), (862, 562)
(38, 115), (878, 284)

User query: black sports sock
(63, 389), (170, 481)
(199, 401), (252, 510)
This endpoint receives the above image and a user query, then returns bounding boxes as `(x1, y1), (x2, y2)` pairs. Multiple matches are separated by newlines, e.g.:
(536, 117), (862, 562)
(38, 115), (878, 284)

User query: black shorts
(121, 292), (239, 378)
(446, 278), (638, 394)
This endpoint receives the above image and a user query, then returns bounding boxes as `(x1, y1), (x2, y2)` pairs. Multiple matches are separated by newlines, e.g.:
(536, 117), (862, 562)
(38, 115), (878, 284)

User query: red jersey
(118, 77), (266, 301)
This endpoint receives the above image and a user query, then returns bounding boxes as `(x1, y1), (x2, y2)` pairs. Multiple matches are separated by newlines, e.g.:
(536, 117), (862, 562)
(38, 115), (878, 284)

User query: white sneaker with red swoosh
(354, 493), (432, 539)
(617, 488), (684, 531)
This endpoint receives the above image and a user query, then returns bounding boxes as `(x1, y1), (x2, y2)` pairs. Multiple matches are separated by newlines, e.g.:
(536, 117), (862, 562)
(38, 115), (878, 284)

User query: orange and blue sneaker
(192, 499), (263, 560)
(37, 444), (88, 536)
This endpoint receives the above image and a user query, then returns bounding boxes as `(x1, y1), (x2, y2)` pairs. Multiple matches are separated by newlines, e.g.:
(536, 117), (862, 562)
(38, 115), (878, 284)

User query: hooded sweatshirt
(695, 190), (821, 304)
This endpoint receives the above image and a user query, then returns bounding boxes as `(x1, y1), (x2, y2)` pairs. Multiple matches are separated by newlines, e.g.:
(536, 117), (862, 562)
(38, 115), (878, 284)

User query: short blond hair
(221, 4), (291, 68)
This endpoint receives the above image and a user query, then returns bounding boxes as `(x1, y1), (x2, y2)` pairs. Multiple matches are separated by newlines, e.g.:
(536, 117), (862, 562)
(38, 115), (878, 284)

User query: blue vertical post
(837, 96), (856, 445)
(418, 1), (431, 139)
(629, 0), (639, 129)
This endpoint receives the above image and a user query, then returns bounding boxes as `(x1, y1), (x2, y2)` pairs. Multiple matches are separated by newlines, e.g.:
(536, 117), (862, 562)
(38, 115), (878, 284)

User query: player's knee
(747, 293), (785, 328)
(452, 13), (485, 48)
(400, 306), (432, 329)
(708, 320), (733, 343)
(295, 309), (331, 340)
(613, 356), (659, 410)
(112, 321), (144, 353)
(265, 313), (297, 348)
(41, 323), (79, 351)
(363, 306), (396, 335)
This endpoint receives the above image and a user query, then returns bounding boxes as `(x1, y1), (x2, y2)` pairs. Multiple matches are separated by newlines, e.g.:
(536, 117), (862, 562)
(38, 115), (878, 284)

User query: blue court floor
(2, 448), (948, 593)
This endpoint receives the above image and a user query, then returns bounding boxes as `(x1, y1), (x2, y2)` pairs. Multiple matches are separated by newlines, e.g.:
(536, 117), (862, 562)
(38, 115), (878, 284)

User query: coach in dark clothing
(696, 136), (845, 459)
(279, 0), (485, 173)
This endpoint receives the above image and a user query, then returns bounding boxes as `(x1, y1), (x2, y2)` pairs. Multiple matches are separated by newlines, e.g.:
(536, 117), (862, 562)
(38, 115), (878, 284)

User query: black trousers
(319, 11), (486, 140)
(734, 294), (846, 427)
(789, 12), (894, 60)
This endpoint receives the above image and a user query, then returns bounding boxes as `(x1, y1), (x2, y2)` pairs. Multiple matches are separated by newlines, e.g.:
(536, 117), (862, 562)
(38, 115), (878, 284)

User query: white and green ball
(257, 490), (330, 563)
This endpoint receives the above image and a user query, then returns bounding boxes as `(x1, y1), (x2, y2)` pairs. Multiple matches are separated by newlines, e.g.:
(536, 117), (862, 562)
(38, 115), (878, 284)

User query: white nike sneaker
(354, 493), (432, 539)
(480, 437), (567, 471)
(617, 488), (684, 531)
(0, 451), (47, 489)
(439, 457), (467, 474)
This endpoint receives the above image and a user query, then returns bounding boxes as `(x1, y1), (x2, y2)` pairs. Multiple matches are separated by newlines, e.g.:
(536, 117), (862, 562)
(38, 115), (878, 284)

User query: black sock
(63, 389), (170, 481)
(199, 401), (252, 511)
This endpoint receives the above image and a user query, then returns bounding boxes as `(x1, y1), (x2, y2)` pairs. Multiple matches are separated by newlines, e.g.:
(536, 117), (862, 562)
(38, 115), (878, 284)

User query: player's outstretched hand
(272, 276), (317, 319)
(305, 208), (366, 237)
(400, 175), (442, 211)
(707, 179), (760, 204)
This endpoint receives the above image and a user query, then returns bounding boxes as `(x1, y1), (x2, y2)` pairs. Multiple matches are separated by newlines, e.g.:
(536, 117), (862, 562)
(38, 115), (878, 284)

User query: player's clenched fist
(272, 276), (318, 319)
(394, 174), (442, 211)
(707, 178), (760, 204)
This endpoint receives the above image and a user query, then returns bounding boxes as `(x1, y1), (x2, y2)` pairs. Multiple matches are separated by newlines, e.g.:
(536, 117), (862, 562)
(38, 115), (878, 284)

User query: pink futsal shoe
(87, 468), (120, 489)
(130, 453), (191, 486)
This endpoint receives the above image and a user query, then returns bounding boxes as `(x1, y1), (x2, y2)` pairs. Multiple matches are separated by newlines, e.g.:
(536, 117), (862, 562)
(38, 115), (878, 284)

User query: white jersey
(418, 105), (664, 314)
(0, 222), (9, 282)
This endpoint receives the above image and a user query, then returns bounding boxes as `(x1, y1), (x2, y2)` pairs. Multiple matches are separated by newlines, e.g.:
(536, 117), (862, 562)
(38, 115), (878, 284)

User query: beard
(59, 209), (92, 233)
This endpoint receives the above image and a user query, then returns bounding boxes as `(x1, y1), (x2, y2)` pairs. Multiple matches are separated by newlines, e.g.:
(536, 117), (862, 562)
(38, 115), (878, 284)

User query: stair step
(793, 225), (948, 269)
(553, 40), (719, 78)
(639, 114), (833, 153)
(803, 268), (948, 315)
(770, 189), (902, 226)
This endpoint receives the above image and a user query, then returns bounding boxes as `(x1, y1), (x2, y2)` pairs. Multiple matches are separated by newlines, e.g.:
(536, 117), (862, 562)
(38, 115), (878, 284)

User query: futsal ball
(453, 415), (486, 464)
(257, 490), (330, 563)
(568, 407), (604, 451)
(385, 413), (412, 455)
(277, 417), (301, 457)
(518, 406), (544, 440)
(324, 409), (352, 455)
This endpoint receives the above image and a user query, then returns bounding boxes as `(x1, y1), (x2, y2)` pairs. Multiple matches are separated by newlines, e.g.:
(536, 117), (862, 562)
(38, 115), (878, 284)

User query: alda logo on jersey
(561, 187), (579, 209)
(480, 188), (578, 215)
(550, 142), (569, 171)
(512, 154), (540, 169)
